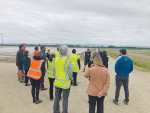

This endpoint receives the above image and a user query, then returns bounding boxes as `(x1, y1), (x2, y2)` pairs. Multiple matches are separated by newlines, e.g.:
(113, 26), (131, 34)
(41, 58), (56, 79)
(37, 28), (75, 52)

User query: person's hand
(98, 92), (102, 98)
(91, 64), (94, 67)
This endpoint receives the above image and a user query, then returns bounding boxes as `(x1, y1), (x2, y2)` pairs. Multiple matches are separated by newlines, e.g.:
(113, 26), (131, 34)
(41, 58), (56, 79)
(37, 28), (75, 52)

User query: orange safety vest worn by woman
(27, 58), (45, 80)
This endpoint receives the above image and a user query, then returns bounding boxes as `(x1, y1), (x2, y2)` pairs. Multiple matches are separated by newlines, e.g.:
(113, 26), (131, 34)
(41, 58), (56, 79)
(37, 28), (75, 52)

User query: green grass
(107, 50), (150, 72)
(130, 51), (150, 56)
(0, 59), (15, 63)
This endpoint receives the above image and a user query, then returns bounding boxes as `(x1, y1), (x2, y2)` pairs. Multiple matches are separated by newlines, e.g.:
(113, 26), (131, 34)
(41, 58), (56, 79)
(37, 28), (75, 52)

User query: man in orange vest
(27, 51), (45, 104)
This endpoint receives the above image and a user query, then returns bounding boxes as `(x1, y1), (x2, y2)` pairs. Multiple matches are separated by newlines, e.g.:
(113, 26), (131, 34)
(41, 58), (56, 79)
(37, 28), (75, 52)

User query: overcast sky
(0, 0), (150, 46)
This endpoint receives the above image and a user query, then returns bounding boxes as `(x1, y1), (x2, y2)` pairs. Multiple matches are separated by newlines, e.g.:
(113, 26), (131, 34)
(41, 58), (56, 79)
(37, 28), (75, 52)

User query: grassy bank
(107, 50), (150, 72)
(0, 59), (16, 63)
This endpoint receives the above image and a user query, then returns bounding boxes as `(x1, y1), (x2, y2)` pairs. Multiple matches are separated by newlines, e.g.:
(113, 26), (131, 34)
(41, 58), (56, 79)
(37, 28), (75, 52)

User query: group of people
(16, 44), (133, 113)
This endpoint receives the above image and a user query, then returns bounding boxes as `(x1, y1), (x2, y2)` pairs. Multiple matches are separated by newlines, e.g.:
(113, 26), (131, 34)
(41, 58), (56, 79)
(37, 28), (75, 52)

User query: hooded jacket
(115, 56), (133, 77)
(32, 55), (45, 77)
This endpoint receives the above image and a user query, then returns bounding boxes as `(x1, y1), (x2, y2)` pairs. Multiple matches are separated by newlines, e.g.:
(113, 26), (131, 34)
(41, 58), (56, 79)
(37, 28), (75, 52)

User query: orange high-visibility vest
(27, 58), (45, 80)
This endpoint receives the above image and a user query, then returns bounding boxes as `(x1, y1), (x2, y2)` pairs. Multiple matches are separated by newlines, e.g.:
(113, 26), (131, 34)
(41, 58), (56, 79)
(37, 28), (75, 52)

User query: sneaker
(82, 69), (85, 72)
(123, 99), (128, 105)
(113, 99), (119, 105)
(33, 99), (36, 103)
(20, 78), (25, 83)
(25, 83), (30, 86)
(41, 87), (47, 91)
(73, 84), (78, 86)
(35, 99), (42, 104)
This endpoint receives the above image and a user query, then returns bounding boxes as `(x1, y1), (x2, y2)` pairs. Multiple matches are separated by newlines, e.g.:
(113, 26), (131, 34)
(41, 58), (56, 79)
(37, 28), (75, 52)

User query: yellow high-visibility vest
(69, 54), (80, 73)
(55, 51), (59, 57)
(52, 57), (71, 89)
(48, 60), (54, 78)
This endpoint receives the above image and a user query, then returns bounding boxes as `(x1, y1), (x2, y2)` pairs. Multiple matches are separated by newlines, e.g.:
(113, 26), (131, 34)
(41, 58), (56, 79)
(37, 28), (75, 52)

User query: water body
(0, 46), (89, 59)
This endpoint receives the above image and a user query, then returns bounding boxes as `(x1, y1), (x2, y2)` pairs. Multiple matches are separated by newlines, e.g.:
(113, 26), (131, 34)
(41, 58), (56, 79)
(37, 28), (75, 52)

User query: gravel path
(0, 56), (150, 113)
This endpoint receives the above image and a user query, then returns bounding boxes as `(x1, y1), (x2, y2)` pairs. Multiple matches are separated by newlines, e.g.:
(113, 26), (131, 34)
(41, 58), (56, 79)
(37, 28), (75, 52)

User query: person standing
(98, 48), (102, 58)
(27, 51), (45, 104)
(102, 51), (109, 68)
(69, 49), (80, 86)
(115, 50), (121, 62)
(53, 45), (73, 113)
(23, 50), (30, 86)
(46, 49), (50, 59)
(113, 49), (133, 105)
(33, 47), (39, 56)
(83, 48), (92, 72)
(55, 46), (60, 57)
(47, 52), (55, 101)
(40, 45), (47, 90)
(84, 55), (110, 113)
(16, 44), (25, 82)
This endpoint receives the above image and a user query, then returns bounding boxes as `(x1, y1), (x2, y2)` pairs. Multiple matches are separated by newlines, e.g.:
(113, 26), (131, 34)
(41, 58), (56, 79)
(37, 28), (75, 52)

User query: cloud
(0, 0), (150, 46)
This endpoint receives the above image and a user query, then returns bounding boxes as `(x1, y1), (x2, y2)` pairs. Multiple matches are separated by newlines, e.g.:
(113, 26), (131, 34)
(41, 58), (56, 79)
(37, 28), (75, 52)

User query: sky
(0, 0), (150, 46)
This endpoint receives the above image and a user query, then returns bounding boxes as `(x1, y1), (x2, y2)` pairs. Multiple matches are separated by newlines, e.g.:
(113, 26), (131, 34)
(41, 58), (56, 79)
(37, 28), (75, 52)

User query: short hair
(57, 46), (60, 51)
(72, 49), (76, 53)
(93, 52), (99, 59)
(24, 50), (29, 56)
(93, 55), (104, 67)
(35, 46), (38, 50)
(51, 52), (55, 56)
(120, 49), (127, 55)
(37, 51), (43, 57)
(40, 45), (45, 50)
(87, 48), (90, 50)
(19, 44), (23, 49)
(47, 49), (50, 51)
(59, 45), (68, 55)
(102, 51), (107, 57)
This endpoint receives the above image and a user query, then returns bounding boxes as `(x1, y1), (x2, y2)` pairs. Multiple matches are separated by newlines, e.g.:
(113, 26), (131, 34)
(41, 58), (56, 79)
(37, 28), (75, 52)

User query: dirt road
(0, 56), (150, 113)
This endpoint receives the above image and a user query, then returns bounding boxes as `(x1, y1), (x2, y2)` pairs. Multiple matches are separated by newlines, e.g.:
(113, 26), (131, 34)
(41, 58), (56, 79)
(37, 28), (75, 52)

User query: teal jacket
(23, 56), (30, 70)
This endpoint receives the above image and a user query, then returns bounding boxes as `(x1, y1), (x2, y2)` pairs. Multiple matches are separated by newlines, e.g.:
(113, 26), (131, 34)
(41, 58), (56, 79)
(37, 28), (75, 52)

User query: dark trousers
(48, 78), (55, 99)
(40, 71), (45, 88)
(89, 95), (105, 113)
(25, 70), (29, 83)
(115, 75), (129, 102)
(73, 72), (77, 84)
(30, 78), (40, 100)
(53, 86), (70, 113)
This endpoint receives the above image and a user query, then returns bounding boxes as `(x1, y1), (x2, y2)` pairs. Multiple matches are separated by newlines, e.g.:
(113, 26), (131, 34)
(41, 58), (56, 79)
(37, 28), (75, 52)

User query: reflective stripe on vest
(53, 58), (70, 82)
(71, 55), (78, 66)
(27, 58), (44, 78)
(54, 80), (71, 88)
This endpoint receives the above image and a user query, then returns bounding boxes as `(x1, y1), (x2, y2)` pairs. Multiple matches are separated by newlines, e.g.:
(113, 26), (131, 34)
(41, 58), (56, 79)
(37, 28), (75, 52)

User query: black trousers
(89, 95), (105, 113)
(48, 78), (55, 99)
(25, 70), (29, 83)
(73, 72), (77, 84)
(30, 78), (40, 100)
(115, 75), (129, 102)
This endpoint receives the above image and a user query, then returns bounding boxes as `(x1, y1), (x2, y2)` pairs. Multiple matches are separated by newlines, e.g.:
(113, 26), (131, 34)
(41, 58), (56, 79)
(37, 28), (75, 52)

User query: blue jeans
(89, 95), (105, 113)
(30, 78), (40, 100)
(40, 71), (45, 88)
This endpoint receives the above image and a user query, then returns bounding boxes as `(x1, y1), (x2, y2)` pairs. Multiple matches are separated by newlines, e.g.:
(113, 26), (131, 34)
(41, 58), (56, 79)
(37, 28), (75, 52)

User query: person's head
(93, 55), (104, 67)
(102, 51), (107, 57)
(57, 46), (60, 51)
(37, 51), (43, 57)
(87, 48), (90, 52)
(72, 49), (76, 54)
(24, 50), (29, 56)
(50, 52), (55, 57)
(40, 45), (46, 52)
(35, 46), (39, 51)
(98, 48), (101, 53)
(19, 44), (24, 51)
(59, 45), (68, 56)
(120, 49), (127, 56)
(93, 52), (99, 59)
(47, 49), (50, 53)
(22, 43), (26, 48)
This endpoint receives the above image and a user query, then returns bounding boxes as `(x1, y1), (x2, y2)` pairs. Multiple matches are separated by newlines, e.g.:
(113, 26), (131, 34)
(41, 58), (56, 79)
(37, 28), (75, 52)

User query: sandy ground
(1, 57), (150, 113)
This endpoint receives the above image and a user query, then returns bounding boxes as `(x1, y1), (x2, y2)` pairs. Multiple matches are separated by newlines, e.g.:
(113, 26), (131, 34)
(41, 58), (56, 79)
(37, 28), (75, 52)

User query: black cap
(19, 45), (23, 49)
(120, 49), (127, 55)
(72, 49), (76, 53)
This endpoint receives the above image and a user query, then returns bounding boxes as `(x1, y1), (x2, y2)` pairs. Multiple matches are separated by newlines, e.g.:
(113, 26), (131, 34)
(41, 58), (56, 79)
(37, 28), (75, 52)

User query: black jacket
(32, 56), (45, 77)
(16, 49), (23, 66)
(102, 56), (109, 68)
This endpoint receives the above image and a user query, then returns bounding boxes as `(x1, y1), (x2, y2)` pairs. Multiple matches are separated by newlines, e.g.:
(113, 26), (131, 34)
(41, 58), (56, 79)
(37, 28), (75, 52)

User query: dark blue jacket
(115, 56), (133, 77)
(23, 56), (30, 70)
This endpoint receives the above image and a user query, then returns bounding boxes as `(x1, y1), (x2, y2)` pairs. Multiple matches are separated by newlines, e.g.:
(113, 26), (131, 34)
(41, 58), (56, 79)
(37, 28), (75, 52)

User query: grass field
(105, 49), (150, 72)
